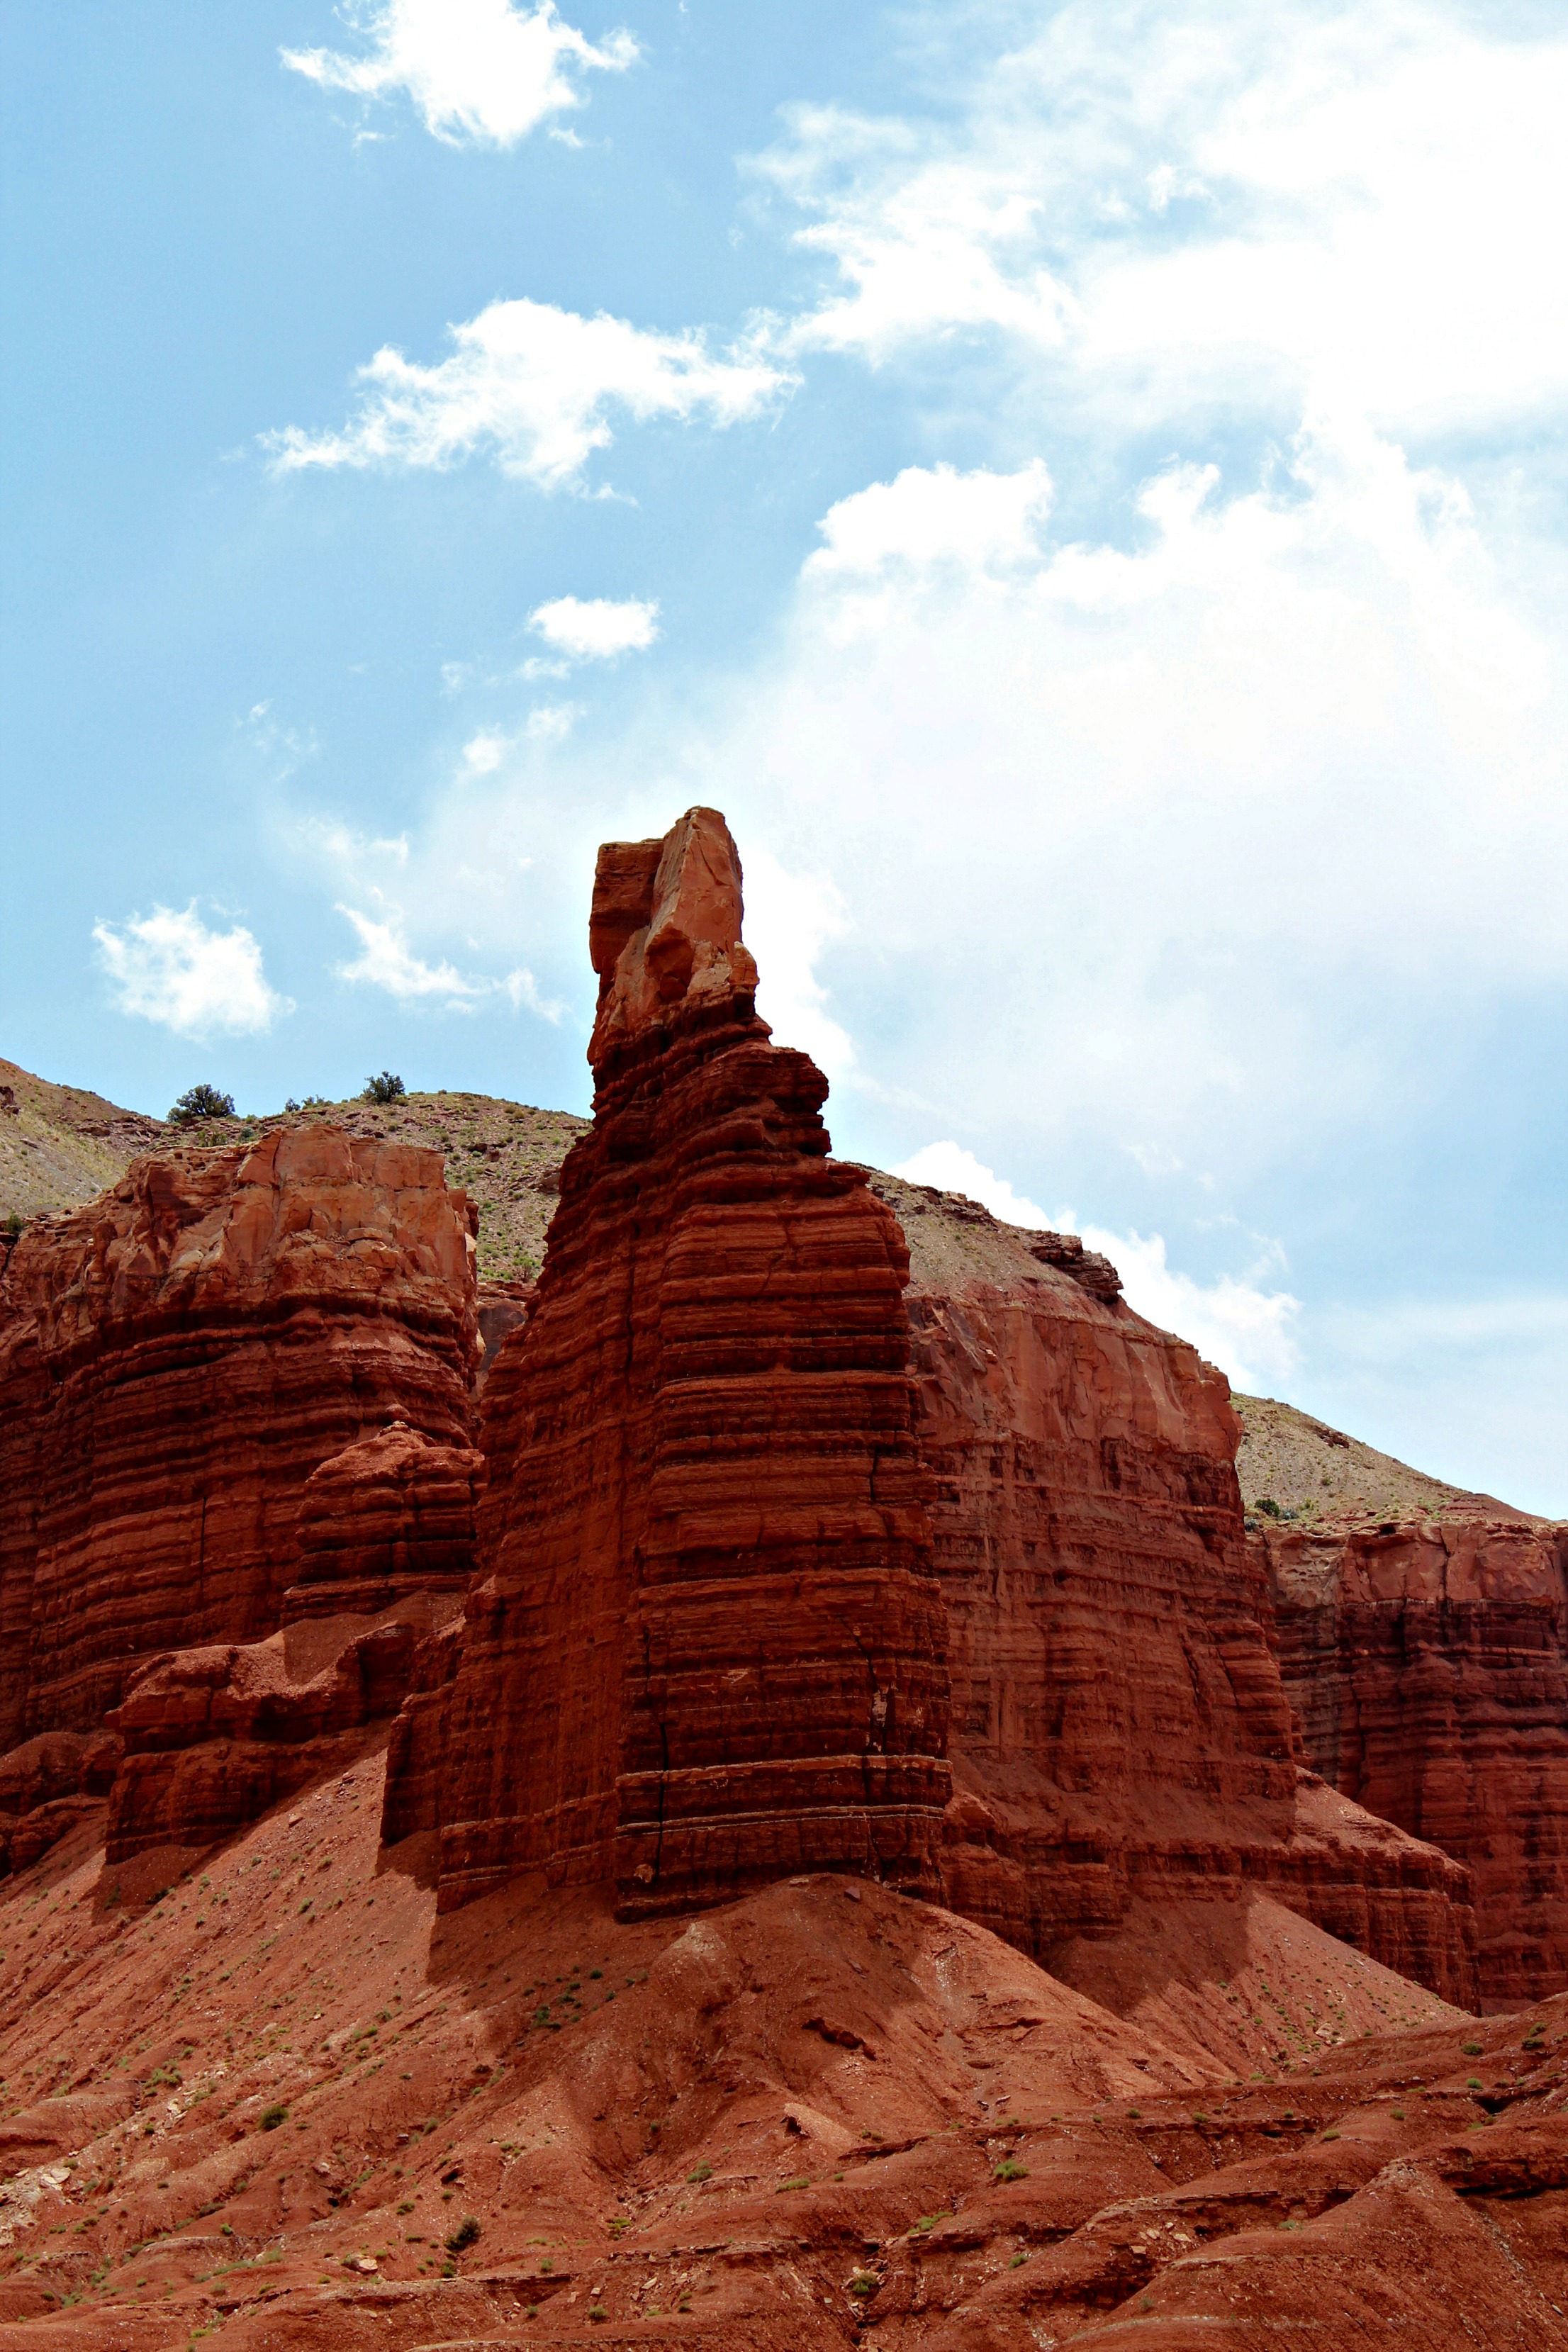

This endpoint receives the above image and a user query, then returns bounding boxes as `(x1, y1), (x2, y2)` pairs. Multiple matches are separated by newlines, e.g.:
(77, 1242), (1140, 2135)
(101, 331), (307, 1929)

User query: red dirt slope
(1, 1741), (1564, 2352)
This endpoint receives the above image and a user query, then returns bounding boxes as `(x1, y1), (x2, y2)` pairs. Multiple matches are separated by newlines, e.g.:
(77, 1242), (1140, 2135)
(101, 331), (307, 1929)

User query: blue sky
(4, 1), (1567, 1509)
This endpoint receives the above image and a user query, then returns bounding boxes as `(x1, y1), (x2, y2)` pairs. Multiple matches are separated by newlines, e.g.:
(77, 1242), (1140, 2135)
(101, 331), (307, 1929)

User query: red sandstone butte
(393, 807), (951, 1915)
(1260, 1508), (1568, 2006)
(870, 1170), (1478, 2007)
(0, 1126), (479, 1759)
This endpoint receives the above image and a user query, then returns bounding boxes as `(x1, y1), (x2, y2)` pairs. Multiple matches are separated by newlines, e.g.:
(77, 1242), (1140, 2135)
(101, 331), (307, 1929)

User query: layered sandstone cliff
(865, 1172), (1477, 2004)
(393, 808), (951, 1916)
(1261, 1511), (1568, 2005)
(283, 1423), (482, 1623)
(0, 1126), (479, 1755)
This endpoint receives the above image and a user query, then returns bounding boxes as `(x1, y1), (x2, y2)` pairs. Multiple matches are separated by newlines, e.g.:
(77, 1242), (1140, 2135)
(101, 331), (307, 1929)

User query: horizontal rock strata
(393, 808), (951, 1915)
(283, 1423), (483, 1623)
(870, 1203), (1478, 2007)
(1262, 1511), (1568, 2005)
(0, 1126), (478, 1748)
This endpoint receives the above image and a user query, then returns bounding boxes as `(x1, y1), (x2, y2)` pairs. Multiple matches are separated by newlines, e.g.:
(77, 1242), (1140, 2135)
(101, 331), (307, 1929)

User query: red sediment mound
(0, 1126), (479, 1752)
(0, 1757), (1562, 2352)
(1262, 1510), (1568, 2005)
(401, 807), (950, 1917)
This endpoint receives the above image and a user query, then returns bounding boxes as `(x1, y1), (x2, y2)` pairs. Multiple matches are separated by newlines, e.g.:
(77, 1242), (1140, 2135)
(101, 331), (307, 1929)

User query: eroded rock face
(906, 1272), (1477, 2005)
(1261, 1513), (1568, 2005)
(0, 1126), (478, 1747)
(103, 1598), (459, 1860)
(399, 807), (951, 1915)
(283, 1423), (483, 1623)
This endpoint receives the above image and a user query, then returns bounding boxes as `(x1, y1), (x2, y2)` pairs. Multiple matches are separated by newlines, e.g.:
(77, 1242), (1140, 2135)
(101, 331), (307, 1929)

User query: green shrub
(362, 1072), (405, 1105)
(445, 2216), (480, 2253)
(169, 1084), (235, 1124)
(259, 2105), (288, 2132)
(993, 2158), (1029, 2183)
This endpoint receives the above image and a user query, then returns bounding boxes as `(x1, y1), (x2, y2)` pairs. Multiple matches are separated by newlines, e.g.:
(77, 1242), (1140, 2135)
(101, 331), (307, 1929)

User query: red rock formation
(0, 1727), (121, 1878)
(283, 1423), (482, 1623)
(403, 808), (950, 1915)
(0, 1126), (478, 1749)
(868, 1177), (1477, 2006)
(1261, 1510), (1568, 2005)
(103, 1600), (457, 1861)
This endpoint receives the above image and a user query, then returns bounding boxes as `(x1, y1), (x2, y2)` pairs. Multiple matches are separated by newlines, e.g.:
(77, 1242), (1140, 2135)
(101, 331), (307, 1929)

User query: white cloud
(281, 0), (635, 150)
(894, 1140), (1053, 1230)
(265, 298), (790, 492)
(739, 849), (856, 1081)
(335, 903), (566, 1020)
(502, 965), (566, 1021)
(336, 906), (481, 1004)
(1078, 1223), (1300, 1394)
(672, 421), (1564, 1189)
(301, 817), (410, 866)
(461, 728), (513, 775)
(805, 460), (1052, 582)
(755, 104), (1072, 362)
(525, 702), (581, 742)
(528, 593), (661, 659)
(893, 1141), (1299, 1391)
(93, 905), (292, 1036)
(754, 4), (1568, 437)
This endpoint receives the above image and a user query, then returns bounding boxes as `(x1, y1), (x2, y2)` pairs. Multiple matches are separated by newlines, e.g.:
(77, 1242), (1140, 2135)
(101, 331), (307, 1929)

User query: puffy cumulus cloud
(757, 104), (1073, 362)
(93, 905), (293, 1036)
(892, 1142), (1299, 1391)
(281, 0), (635, 150)
(754, 1), (1568, 437)
(683, 421), (1565, 1188)
(266, 298), (790, 493)
(528, 594), (661, 659)
(805, 460), (1052, 583)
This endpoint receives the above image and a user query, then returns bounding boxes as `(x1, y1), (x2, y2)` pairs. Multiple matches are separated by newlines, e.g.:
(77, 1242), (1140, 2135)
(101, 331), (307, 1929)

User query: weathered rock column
(425, 807), (951, 1915)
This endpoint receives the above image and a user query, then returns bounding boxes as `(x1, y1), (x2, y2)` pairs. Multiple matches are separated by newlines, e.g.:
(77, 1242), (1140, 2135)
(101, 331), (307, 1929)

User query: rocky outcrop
(887, 1247), (1477, 2005)
(1261, 1511), (1568, 2005)
(102, 1598), (460, 1860)
(283, 1423), (482, 1623)
(393, 808), (951, 1916)
(0, 1126), (478, 1749)
(0, 1727), (121, 1878)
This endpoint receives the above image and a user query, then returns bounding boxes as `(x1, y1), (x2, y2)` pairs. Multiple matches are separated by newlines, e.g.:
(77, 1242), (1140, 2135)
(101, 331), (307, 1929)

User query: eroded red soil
(1, 1744), (1564, 2351)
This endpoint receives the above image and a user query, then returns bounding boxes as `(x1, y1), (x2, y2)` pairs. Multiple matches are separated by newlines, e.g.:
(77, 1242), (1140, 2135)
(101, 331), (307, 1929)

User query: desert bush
(362, 1071), (405, 1104)
(169, 1084), (235, 1124)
